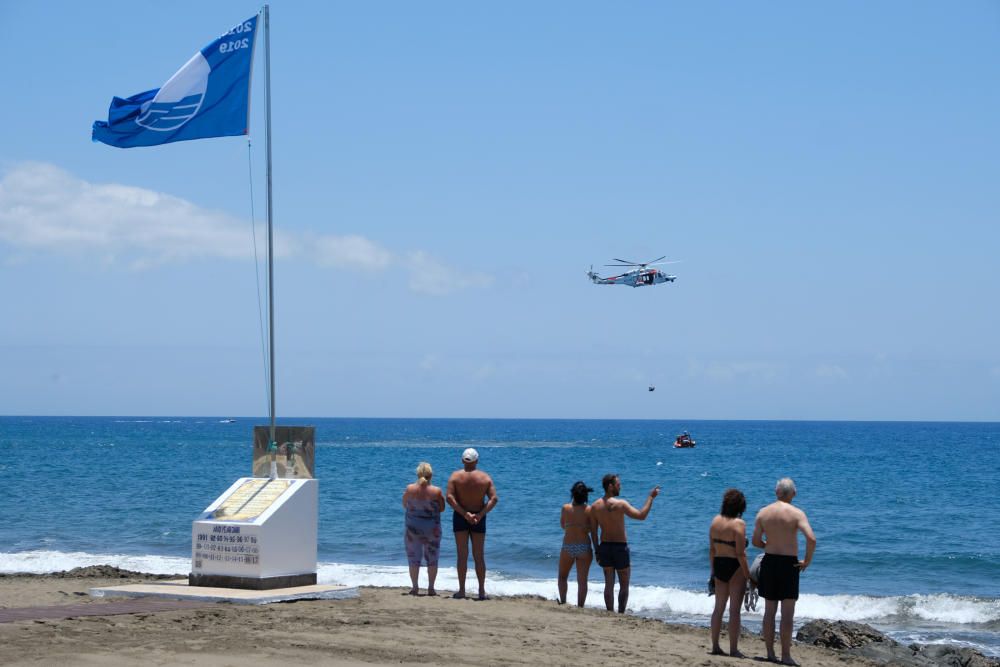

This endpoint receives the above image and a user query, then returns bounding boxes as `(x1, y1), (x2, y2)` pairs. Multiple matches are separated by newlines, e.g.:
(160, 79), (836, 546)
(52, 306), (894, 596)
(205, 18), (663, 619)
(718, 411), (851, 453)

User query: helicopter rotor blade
(646, 260), (682, 266)
(607, 256), (670, 267)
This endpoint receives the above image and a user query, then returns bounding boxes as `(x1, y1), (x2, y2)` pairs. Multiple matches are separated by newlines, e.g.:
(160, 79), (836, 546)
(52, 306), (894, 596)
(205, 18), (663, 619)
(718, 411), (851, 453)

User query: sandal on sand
(451, 592), (465, 599)
(427, 590), (437, 597)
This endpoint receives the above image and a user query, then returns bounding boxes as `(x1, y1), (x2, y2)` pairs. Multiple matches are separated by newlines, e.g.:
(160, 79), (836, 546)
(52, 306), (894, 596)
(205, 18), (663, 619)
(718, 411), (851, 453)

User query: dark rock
(0, 565), (179, 580)
(797, 619), (893, 650)
(917, 644), (1000, 667)
(797, 620), (1000, 667)
(55, 565), (173, 579)
(852, 643), (943, 667)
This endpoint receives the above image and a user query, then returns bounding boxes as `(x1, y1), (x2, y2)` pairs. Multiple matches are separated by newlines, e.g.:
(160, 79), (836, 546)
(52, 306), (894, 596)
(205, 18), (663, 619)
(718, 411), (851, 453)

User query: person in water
(402, 461), (445, 595)
(446, 448), (498, 600)
(557, 481), (595, 607)
(709, 488), (751, 657)
(589, 473), (660, 613)
(752, 477), (817, 666)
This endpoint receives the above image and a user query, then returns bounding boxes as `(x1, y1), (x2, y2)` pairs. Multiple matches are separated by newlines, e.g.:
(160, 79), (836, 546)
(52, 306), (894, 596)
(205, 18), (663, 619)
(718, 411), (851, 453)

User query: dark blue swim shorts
(452, 510), (487, 534)
(596, 541), (630, 570)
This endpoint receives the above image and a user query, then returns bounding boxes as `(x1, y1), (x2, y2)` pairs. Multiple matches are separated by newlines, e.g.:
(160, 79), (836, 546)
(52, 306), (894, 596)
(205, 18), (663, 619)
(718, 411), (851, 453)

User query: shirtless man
(445, 448), (498, 600)
(589, 473), (660, 613)
(752, 478), (817, 666)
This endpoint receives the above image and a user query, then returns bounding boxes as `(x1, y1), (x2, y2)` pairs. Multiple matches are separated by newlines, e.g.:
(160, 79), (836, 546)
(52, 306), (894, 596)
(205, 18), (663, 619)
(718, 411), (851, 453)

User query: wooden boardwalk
(0, 598), (215, 624)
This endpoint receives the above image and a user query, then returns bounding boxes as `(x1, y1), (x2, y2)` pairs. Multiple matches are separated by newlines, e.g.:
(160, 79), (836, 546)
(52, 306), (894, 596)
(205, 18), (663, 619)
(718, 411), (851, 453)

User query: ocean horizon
(8, 414), (1000, 422)
(3, 416), (998, 656)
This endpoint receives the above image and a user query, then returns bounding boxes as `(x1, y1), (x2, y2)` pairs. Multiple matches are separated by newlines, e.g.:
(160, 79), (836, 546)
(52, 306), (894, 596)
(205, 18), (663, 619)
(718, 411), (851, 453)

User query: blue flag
(92, 15), (259, 148)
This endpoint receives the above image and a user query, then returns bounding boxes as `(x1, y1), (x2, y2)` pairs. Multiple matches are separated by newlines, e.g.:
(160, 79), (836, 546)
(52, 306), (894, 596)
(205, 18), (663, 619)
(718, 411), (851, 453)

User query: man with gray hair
(752, 478), (817, 666)
(446, 448), (498, 600)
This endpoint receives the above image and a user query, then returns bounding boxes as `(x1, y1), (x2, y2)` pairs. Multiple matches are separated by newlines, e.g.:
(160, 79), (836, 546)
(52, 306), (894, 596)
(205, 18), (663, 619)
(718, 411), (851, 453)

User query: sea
(1, 417), (998, 655)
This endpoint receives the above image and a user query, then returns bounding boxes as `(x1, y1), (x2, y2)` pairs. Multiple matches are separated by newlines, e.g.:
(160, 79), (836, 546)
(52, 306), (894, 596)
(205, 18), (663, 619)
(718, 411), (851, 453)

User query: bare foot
(709, 647), (726, 656)
(407, 588), (418, 596)
(477, 592), (489, 601)
(451, 591), (465, 599)
(427, 589), (437, 596)
(730, 650), (746, 658)
(780, 659), (799, 666)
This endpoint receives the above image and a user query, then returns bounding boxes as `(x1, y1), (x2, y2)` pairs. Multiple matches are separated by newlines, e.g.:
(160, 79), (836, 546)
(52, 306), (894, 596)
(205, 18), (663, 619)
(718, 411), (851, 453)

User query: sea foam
(0, 550), (189, 576)
(3, 550), (998, 628)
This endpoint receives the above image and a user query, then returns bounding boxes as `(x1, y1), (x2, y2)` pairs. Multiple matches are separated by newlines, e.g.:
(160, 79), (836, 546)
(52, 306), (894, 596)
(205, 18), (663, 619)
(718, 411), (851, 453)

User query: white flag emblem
(136, 52), (210, 131)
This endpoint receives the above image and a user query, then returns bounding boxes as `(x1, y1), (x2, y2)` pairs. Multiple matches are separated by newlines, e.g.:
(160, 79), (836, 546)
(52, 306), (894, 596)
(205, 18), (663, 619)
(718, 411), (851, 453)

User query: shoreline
(0, 569), (873, 667)
(0, 568), (918, 666)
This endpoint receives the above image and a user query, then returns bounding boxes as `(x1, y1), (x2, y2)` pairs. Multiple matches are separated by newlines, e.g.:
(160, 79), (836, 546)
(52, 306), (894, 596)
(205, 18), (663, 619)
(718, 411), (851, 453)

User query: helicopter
(587, 256), (678, 287)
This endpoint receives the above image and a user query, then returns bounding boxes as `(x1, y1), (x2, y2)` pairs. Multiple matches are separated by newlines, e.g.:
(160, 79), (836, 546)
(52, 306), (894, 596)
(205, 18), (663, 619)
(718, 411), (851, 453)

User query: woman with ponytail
(402, 461), (445, 595)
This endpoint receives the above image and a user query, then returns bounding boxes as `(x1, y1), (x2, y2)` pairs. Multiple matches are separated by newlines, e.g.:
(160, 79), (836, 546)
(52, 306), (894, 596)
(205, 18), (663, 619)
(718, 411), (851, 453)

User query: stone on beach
(797, 619), (1000, 667)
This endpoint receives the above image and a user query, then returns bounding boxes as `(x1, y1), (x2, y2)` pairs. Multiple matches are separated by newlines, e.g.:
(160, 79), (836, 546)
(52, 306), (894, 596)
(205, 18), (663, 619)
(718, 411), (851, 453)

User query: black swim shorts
(596, 541), (630, 570)
(757, 553), (800, 601)
(452, 510), (486, 534)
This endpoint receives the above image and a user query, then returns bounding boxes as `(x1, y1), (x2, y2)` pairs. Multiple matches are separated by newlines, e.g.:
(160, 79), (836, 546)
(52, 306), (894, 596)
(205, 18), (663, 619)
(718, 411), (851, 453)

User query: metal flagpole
(264, 4), (277, 478)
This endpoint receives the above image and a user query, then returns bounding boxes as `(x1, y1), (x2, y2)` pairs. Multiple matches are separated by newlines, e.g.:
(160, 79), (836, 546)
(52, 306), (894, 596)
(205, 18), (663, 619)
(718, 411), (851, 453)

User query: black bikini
(712, 537), (748, 548)
(712, 537), (748, 583)
(713, 557), (740, 582)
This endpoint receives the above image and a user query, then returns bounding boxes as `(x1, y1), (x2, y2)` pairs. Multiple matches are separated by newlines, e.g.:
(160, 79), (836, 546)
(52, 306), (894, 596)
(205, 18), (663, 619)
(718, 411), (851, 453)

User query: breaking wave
(3, 550), (998, 628)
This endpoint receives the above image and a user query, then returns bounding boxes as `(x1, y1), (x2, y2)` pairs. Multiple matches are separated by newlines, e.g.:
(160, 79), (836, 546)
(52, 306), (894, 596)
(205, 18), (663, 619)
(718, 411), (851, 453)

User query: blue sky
(1, 1), (998, 420)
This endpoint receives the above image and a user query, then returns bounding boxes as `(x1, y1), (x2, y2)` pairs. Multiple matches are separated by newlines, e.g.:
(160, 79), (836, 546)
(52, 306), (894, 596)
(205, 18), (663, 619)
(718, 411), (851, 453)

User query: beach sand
(0, 573), (877, 667)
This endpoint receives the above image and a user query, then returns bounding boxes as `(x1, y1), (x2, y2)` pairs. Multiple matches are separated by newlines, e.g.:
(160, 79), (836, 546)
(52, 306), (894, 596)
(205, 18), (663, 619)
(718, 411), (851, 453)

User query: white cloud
(404, 250), (493, 296)
(0, 162), (251, 268)
(700, 360), (785, 383)
(418, 353), (439, 371)
(0, 162), (490, 294)
(309, 233), (392, 271)
(815, 363), (848, 380)
(473, 363), (496, 380)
